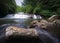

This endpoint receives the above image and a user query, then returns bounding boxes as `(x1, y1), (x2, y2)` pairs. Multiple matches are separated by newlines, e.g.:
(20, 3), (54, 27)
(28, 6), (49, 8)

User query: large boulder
(5, 26), (39, 39)
(4, 26), (41, 43)
(46, 20), (60, 38)
(29, 19), (60, 38)
(48, 15), (60, 22)
(37, 19), (48, 29)
(28, 20), (38, 28)
(0, 25), (59, 43)
(28, 19), (48, 29)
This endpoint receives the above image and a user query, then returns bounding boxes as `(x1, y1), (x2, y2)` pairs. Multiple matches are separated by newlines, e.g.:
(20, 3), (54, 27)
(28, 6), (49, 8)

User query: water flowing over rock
(28, 18), (60, 39)
(46, 20), (60, 38)
(0, 15), (60, 43)
(0, 24), (59, 43)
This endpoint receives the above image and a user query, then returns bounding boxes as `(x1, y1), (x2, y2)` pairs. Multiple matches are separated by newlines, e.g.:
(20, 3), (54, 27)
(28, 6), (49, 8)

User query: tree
(16, 6), (25, 13)
(25, 4), (33, 13)
(0, 0), (17, 18)
(40, 10), (55, 18)
(33, 3), (42, 14)
(23, 0), (60, 18)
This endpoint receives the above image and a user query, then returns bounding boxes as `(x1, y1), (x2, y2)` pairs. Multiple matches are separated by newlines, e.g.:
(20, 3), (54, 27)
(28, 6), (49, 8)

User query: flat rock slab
(5, 26), (39, 40)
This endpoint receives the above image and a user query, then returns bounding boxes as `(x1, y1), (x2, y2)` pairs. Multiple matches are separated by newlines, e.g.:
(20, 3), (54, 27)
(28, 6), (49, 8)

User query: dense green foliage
(23, 0), (60, 18)
(25, 4), (33, 13)
(0, 0), (16, 18)
(16, 6), (24, 12)
(16, 5), (33, 14)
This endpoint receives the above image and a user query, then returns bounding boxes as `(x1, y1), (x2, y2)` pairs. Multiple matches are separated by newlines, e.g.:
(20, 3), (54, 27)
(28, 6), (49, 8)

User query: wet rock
(0, 25), (59, 43)
(37, 19), (48, 29)
(48, 15), (60, 22)
(28, 19), (48, 29)
(5, 26), (39, 39)
(46, 20), (60, 38)
(29, 19), (60, 38)
(28, 20), (38, 28)
(4, 26), (42, 43)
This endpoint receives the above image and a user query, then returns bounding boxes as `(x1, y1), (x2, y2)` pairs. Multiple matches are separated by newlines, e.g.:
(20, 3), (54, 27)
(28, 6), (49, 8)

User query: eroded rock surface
(29, 19), (48, 29)
(48, 15), (60, 22)
(5, 26), (39, 39)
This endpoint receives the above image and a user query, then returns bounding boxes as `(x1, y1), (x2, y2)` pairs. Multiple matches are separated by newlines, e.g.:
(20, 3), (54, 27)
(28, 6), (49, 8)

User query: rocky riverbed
(0, 15), (60, 43)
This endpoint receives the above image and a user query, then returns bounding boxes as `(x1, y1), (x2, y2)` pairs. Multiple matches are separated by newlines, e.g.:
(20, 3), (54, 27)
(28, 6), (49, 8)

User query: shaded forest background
(0, 0), (60, 18)
(0, 0), (16, 18)
(18, 0), (60, 18)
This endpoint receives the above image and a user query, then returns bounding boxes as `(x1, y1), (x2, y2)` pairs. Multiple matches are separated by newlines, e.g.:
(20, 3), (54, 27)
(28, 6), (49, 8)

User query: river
(0, 12), (59, 43)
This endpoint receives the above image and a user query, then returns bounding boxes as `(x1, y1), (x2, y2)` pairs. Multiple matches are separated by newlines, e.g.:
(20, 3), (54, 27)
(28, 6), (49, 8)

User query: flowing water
(35, 27), (59, 43)
(0, 12), (59, 43)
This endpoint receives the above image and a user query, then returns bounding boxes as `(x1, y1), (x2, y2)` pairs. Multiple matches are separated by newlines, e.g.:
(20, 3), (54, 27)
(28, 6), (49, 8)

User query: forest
(0, 0), (60, 43)
(17, 0), (60, 18)
(0, 0), (60, 18)
(0, 0), (16, 18)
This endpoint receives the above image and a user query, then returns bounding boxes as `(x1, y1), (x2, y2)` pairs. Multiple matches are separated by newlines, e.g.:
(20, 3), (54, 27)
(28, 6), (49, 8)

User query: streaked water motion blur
(0, 12), (59, 43)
